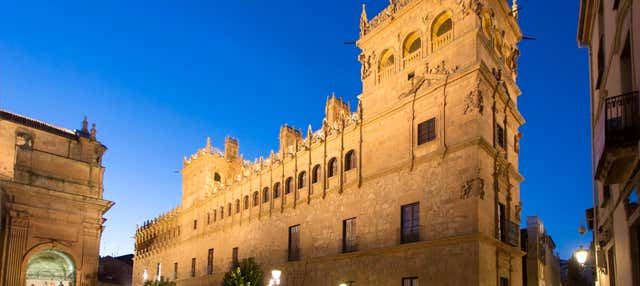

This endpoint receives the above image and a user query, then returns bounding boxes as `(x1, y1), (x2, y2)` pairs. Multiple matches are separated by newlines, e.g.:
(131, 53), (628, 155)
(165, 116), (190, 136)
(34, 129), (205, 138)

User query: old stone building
(578, 0), (639, 285)
(520, 216), (561, 286)
(134, 0), (525, 285)
(0, 110), (113, 286)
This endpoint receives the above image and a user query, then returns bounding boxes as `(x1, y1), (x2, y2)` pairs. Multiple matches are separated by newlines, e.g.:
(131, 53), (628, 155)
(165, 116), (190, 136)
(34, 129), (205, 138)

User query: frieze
(464, 79), (484, 115)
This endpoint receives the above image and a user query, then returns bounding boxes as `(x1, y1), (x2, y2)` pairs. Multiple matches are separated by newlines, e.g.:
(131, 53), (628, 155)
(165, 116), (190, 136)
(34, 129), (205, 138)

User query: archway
(25, 250), (75, 286)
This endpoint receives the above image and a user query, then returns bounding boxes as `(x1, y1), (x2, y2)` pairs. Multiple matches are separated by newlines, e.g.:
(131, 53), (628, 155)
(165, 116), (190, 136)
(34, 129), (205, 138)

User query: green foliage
(143, 276), (176, 286)
(222, 257), (264, 286)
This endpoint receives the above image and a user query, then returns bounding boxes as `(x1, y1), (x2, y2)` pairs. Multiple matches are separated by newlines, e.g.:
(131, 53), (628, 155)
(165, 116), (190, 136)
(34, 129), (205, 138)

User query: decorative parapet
(361, 0), (416, 37)
(135, 206), (181, 256)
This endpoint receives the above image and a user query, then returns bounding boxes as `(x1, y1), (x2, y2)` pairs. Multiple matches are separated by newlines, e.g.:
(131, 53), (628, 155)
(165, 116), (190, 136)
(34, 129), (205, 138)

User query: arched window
(227, 203), (232, 216)
(298, 171), (307, 189)
(253, 191), (259, 206)
(243, 195), (249, 210)
(344, 150), (357, 171)
(273, 182), (281, 198)
(220, 207), (224, 219)
(235, 199), (240, 213)
(312, 164), (321, 184)
(285, 177), (293, 194)
(263, 187), (270, 203)
(213, 209), (217, 222)
(328, 157), (338, 177)
(214, 172), (221, 182)
(432, 11), (453, 51)
(402, 32), (422, 67)
(378, 49), (395, 82)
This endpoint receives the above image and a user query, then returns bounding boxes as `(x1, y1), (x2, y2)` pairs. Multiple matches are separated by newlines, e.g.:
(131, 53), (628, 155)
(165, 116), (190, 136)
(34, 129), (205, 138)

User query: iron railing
(605, 91), (639, 145)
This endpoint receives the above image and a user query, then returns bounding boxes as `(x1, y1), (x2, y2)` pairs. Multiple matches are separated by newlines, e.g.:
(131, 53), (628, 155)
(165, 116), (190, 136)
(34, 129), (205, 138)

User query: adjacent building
(134, 0), (526, 285)
(520, 216), (562, 286)
(577, 0), (639, 285)
(0, 110), (113, 286)
(98, 254), (133, 286)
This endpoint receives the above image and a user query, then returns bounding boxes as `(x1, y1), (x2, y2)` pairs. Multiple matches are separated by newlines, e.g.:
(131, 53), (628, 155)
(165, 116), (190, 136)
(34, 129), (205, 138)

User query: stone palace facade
(0, 111), (113, 286)
(133, 0), (526, 285)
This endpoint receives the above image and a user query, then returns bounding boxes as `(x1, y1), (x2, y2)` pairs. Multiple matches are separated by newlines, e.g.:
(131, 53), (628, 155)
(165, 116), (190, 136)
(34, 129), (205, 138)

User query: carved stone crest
(464, 80), (484, 115)
(461, 176), (485, 200)
(458, 0), (483, 18)
(16, 132), (34, 149)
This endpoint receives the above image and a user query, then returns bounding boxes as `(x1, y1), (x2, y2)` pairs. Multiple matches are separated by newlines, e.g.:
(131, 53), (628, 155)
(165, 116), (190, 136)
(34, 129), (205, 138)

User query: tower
(357, 0), (525, 284)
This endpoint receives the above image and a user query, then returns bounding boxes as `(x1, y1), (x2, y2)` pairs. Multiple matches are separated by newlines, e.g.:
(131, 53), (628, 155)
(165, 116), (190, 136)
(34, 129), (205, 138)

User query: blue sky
(0, 0), (592, 258)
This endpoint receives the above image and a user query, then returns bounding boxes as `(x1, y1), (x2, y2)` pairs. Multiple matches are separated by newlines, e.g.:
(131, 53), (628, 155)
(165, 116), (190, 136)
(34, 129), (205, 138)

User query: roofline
(577, 0), (596, 46)
(0, 109), (81, 140)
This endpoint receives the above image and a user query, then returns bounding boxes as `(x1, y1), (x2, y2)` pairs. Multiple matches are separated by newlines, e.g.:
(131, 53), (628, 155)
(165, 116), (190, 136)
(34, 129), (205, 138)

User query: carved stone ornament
(425, 60), (458, 76)
(461, 176), (485, 200)
(16, 132), (34, 149)
(464, 80), (484, 115)
(515, 201), (522, 218)
(359, 51), (376, 80)
(457, 0), (483, 18)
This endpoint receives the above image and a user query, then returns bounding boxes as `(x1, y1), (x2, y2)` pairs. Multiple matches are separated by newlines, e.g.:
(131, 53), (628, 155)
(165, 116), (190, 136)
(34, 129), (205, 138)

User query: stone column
(4, 210), (28, 286)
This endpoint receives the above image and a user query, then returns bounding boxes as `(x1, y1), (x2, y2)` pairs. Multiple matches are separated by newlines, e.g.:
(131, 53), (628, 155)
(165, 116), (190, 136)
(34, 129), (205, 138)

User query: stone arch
(431, 10), (454, 51)
(21, 242), (80, 286)
(402, 31), (422, 57)
(378, 49), (395, 72)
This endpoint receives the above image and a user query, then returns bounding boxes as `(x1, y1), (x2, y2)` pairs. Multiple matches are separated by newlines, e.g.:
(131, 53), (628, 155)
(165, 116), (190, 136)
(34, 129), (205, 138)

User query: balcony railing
(594, 91), (640, 179)
(604, 91), (639, 144)
(378, 66), (395, 83)
(403, 50), (422, 68)
(431, 31), (452, 51)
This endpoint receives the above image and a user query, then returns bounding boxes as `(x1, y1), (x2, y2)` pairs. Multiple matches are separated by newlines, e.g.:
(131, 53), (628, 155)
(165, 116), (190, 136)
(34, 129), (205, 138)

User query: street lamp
(575, 245), (589, 265)
(268, 269), (282, 286)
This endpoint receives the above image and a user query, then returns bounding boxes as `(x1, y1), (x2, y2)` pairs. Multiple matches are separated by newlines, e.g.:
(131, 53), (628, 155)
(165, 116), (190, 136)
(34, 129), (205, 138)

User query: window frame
(417, 118), (436, 145)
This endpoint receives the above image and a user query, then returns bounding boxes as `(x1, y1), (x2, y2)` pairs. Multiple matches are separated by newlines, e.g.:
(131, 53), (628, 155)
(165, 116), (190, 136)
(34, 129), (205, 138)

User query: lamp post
(268, 269), (282, 286)
(574, 245), (589, 266)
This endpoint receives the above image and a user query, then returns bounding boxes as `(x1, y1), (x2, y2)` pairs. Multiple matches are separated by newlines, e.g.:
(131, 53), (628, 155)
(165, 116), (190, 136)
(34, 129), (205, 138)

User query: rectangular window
(620, 34), (632, 93)
(191, 258), (196, 277)
(608, 246), (617, 286)
(402, 277), (419, 286)
(603, 184), (611, 205)
(288, 225), (301, 261)
(496, 123), (506, 148)
(401, 203), (420, 244)
(417, 118), (436, 145)
(193, 219), (197, 230)
(343, 218), (357, 253)
(207, 248), (214, 275)
(207, 212), (210, 224)
(498, 203), (506, 242)
(173, 262), (178, 280)
(500, 277), (509, 286)
(232, 247), (239, 266)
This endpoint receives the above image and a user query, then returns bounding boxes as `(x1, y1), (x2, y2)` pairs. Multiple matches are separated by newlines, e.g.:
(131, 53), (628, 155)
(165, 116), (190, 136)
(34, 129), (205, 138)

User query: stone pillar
(4, 210), (28, 286)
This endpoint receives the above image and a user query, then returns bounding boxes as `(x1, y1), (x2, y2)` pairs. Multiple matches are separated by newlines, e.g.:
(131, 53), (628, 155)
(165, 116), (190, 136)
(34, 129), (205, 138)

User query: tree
(566, 257), (589, 286)
(143, 276), (176, 286)
(222, 257), (264, 286)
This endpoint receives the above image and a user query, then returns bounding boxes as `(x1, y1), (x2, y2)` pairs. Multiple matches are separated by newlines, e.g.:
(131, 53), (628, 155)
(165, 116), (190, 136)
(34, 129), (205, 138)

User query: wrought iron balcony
(594, 91), (640, 183)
